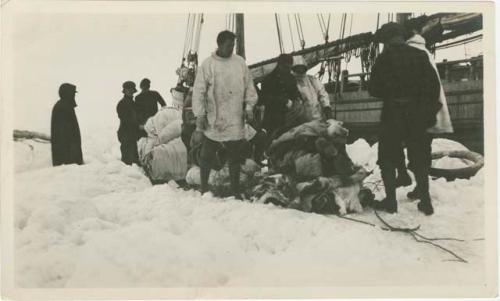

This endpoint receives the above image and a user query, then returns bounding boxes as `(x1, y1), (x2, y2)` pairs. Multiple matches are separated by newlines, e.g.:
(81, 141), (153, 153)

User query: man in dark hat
(51, 83), (83, 166)
(135, 78), (167, 126)
(368, 22), (441, 215)
(260, 53), (301, 136)
(117, 81), (140, 165)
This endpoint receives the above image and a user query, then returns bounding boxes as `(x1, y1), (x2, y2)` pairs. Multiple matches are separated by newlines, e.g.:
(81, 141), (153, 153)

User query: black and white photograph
(1, 1), (497, 299)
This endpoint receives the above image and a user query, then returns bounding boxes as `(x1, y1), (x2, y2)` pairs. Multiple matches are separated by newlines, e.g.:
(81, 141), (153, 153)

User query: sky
(5, 7), (482, 135)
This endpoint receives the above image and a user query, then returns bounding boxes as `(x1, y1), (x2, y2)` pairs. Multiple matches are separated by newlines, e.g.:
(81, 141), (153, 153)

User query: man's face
(218, 39), (235, 58)
(124, 88), (135, 97)
(278, 61), (292, 73)
(68, 90), (77, 100)
(292, 66), (307, 77)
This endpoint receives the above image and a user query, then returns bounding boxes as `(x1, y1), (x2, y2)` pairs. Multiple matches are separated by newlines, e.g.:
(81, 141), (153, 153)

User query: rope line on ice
(335, 210), (476, 264)
(374, 210), (469, 263)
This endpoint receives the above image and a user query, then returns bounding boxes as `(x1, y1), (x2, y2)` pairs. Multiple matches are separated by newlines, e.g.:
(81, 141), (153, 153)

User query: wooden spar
(13, 130), (51, 141)
(248, 12), (482, 83)
(235, 14), (245, 59)
(249, 32), (373, 83)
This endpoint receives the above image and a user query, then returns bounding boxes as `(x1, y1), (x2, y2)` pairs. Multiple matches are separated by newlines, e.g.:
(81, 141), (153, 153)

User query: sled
(430, 150), (484, 180)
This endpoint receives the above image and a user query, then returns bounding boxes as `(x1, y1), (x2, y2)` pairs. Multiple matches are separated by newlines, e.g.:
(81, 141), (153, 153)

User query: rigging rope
(326, 13), (331, 39)
(287, 14), (296, 51)
(317, 14), (326, 38)
(295, 14), (306, 49)
(182, 14), (192, 62)
(434, 34), (482, 50)
(187, 14), (196, 53)
(275, 14), (284, 53)
(177, 13), (204, 86)
(317, 13), (332, 42)
(193, 14), (204, 53)
(228, 13), (235, 32)
(345, 14), (354, 65)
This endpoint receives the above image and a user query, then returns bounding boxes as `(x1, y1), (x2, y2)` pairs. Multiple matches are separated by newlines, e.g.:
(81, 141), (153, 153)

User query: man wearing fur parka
(192, 30), (258, 198)
(368, 22), (441, 215)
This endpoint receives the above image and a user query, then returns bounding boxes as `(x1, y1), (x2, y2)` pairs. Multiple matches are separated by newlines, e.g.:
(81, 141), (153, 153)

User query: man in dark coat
(368, 22), (441, 215)
(51, 83), (83, 166)
(135, 78), (166, 126)
(117, 81), (141, 165)
(260, 53), (301, 137)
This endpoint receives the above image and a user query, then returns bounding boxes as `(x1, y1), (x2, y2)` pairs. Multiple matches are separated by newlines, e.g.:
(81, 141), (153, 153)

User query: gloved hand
(190, 130), (204, 147)
(286, 99), (293, 109)
(323, 106), (333, 120)
(196, 115), (208, 131)
(245, 107), (254, 123)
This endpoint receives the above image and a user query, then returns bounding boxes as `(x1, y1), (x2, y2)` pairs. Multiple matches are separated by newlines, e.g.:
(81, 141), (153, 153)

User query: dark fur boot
(414, 168), (434, 215)
(375, 168), (398, 213)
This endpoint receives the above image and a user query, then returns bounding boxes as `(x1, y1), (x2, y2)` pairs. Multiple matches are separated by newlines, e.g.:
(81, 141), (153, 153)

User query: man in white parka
(405, 18), (454, 135)
(192, 30), (258, 198)
(291, 55), (334, 121)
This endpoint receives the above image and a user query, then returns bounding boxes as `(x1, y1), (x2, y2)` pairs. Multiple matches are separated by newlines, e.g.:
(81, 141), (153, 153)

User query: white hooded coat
(406, 34), (454, 134)
(292, 56), (331, 121)
(192, 52), (258, 142)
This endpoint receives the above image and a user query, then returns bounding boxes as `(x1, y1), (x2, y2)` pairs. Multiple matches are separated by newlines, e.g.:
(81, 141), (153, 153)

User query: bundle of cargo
(137, 108), (188, 183)
(249, 119), (374, 215)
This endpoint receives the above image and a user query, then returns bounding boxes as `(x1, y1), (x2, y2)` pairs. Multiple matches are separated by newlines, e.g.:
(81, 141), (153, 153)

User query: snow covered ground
(13, 131), (486, 288)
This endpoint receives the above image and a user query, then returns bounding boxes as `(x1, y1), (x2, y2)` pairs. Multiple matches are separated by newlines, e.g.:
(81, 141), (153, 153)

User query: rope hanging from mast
(345, 13), (354, 65)
(287, 14), (296, 51)
(176, 13), (204, 88)
(317, 13), (331, 42)
(182, 14), (192, 62)
(294, 14), (306, 49)
(226, 13), (236, 32)
(316, 13), (332, 81)
(275, 14), (285, 53)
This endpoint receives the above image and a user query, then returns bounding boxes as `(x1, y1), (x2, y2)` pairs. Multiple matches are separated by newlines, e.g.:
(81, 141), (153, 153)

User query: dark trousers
(120, 141), (139, 165)
(199, 136), (245, 196)
(249, 129), (268, 164)
(378, 104), (432, 171)
(378, 102), (432, 202)
(181, 123), (196, 165)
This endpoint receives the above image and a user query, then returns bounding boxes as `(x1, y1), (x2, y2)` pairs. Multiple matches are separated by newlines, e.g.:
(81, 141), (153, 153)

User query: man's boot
(407, 187), (420, 200)
(414, 169), (434, 215)
(200, 165), (211, 194)
(374, 167), (398, 213)
(229, 161), (242, 199)
(396, 166), (412, 187)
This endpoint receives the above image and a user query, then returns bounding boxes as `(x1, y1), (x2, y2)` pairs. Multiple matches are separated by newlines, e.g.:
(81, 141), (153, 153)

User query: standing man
(135, 78), (167, 126)
(260, 53), (300, 136)
(368, 23), (441, 215)
(291, 55), (333, 121)
(51, 83), (83, 166)
(192, 30), (258, 198)
(117, 81), (141, 165)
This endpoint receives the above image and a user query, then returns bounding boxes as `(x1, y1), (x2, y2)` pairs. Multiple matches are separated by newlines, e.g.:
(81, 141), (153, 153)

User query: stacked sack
(137, 108), (188, 183)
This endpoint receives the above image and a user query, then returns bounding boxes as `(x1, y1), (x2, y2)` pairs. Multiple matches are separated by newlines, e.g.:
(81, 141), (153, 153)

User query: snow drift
(13, 132), (486, 288)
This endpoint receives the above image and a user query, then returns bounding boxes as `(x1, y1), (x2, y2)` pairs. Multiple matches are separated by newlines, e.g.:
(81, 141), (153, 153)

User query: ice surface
(14, 134), (486, 288)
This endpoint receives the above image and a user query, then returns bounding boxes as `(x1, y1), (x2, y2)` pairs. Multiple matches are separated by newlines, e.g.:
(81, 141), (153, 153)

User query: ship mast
(235, 13), (245, 59)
